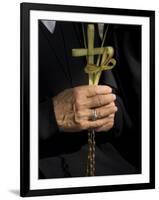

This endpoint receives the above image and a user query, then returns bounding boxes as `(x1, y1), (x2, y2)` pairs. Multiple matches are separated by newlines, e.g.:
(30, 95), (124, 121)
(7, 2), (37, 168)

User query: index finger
(86, 85), (112, 97)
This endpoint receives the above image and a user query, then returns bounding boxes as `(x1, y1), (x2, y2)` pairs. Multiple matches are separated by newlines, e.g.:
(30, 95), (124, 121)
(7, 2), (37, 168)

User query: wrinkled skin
(53, 85), (117, 133)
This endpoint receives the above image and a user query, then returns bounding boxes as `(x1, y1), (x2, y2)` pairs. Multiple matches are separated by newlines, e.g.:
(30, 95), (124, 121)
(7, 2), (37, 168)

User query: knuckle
(112, 94), (116, 101)
(93, 85), (98, 94)
(110, 107), (116, 115)
(73, 87), (80, 98)
(107, 94), (114, 103)
(106, 109), (112, 116)
(109, 113), (115, 118)
(73, 88), (87, 110)
(78, 121), (87, 130)
(74, 115), (79, 124)
(73, 110), (86, 129)
(112, 102), (115, 106)
(74, 111), (81, 123)
(106, 86), (112, 93)
(107, 102), (115, 108)
(96, 109), (102, 118)
(110, 106), (116, 113)
(75, 99), (81, 110)
(97, 95), (103, 106)
(106, 105), (116, 116)
(74, 95), (83, 110)
(95, 121), (102, 127)
(104, 108), (110, 116)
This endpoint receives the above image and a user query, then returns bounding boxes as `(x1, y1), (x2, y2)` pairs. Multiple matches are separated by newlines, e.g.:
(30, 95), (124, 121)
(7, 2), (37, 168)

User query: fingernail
(115, 106), (118, 111)
(112, 94), (116, 100)
(109, 87), (112, 93)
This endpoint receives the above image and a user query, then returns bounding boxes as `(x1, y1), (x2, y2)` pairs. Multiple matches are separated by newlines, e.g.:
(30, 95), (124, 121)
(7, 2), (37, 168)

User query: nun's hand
(52, 85), (117, 132)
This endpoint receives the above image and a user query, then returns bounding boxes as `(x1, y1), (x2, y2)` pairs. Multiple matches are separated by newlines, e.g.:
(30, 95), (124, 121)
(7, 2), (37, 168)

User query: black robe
(38, 21), (141, 178)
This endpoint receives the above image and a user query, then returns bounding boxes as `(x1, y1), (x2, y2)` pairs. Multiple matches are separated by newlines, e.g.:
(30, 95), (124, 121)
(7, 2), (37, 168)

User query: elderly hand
(52, 85), (117, 133)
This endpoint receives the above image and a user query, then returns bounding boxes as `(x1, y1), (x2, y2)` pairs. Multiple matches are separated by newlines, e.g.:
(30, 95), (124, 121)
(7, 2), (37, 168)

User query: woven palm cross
(72, 24), (116, 85)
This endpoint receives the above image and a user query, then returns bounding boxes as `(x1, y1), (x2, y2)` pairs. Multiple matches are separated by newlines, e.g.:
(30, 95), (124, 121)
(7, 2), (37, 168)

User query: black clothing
(39, 21), (141, 178)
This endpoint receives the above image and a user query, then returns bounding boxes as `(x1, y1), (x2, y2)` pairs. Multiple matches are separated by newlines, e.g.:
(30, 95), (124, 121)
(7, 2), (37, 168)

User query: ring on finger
(92, 109), (98, 121)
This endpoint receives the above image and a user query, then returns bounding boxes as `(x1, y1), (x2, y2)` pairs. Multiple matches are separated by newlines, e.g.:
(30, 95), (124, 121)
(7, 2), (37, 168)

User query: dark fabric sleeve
(39, 98), (59, 140)
(113, 95), (132, 138)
